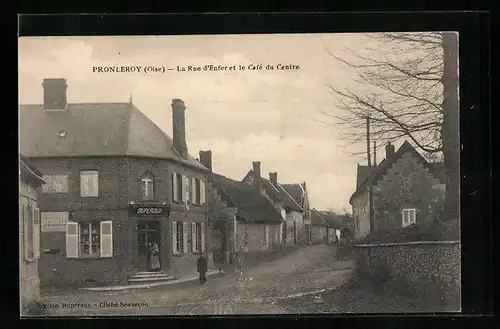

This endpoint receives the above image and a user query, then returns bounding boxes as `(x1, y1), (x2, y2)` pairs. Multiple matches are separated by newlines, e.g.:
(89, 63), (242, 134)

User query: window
(80, 171), (99, 197)
(66, 221), (113, 258)
(191, 222), (203, 252)
(402, 209), (417, 227)
(172, 221), (188, 254)
(172, 173), (184, 202)
(79, 222), (101, 256)
(355, 215), (359, 230)
(42, 175), (68, 193)
(192, 179), (201, 204)
(141, 173), (154, 201)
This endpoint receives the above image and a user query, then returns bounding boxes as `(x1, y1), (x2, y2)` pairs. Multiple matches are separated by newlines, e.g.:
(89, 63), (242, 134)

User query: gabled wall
(373, 153), (444, 231)
(351, 152), (446, 240)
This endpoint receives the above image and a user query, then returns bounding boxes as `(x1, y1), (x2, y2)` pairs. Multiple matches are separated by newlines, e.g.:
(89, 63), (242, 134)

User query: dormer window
(141, 173), (154, 201)
(58, 132), (67, 138)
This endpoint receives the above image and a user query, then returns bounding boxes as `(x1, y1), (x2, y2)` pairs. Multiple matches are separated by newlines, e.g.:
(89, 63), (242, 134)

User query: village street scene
(19, 32), (460, 316)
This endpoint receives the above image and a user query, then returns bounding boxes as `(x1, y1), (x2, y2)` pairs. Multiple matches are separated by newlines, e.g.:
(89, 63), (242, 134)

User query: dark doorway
(137, 220), (161, 272)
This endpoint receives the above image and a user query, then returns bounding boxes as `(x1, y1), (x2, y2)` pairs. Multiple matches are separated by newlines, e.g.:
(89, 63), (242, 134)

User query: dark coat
(197, 256), (207, 273)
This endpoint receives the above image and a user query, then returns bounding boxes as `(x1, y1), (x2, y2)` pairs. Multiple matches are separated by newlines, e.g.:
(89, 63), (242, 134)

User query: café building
(19, 78), (210, 287)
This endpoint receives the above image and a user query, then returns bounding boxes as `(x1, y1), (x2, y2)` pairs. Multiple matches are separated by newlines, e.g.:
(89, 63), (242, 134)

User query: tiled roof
(310, 209), (328, 226)
(281, 184), (304, 209)
(211, 173), (283, 224)
(311, 209), (352, 229)
(19, 103), (208, 171)
(243, 170), (304, 212)
(350, 141), (447, 204)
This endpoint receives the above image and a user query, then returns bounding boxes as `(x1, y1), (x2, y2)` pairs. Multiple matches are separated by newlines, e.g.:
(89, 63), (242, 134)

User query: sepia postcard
(18, 32), (461, 317)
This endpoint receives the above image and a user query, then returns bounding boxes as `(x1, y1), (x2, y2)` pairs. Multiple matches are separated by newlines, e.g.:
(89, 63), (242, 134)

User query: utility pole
(366, 115), (374, 232)
(373, 141), (377, 166)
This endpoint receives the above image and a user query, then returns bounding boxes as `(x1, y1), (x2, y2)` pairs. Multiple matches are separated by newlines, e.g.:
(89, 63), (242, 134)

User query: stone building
(19, 78), (211, 288)
(350, 141), (447, 240)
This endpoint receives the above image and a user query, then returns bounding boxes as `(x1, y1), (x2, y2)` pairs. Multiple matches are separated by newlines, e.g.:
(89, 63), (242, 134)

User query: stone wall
(355, 241), (461, 302)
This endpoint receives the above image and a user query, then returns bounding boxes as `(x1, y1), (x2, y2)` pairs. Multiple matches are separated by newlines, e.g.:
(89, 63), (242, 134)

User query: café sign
(41, 212), (68, 232)
(128, 203), (170, 217)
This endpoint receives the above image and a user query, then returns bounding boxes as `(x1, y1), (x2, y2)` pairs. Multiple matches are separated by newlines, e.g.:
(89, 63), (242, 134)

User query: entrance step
(128, 272), (175, 284)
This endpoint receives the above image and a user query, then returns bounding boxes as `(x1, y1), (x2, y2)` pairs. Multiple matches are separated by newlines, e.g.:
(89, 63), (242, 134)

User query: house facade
(19, 156), (44, 311)
(350, 141), (447, 240)
(201, 154), (283, 262)
(19, 78), (211, 288)
(241, 163), (309, 246)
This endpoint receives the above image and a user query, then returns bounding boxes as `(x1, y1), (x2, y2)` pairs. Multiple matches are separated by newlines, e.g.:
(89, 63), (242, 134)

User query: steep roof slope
(19, 103), (207, 170)
(212, 173), (283, 224)
(350, 141), (446, 204)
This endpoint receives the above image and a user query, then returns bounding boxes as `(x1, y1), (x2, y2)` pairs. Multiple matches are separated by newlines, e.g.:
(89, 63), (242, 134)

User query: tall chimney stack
(42, 78), (68, 110)
(172, 99), (188, 159)
(199, 150), (213, 171)
(252, 161), (261, 193)
(269, 172), (278, 186)
(385, 141), (395, 160)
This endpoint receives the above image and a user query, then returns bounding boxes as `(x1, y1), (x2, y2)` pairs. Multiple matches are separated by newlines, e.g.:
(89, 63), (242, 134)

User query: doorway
(137, 220), (161, 272)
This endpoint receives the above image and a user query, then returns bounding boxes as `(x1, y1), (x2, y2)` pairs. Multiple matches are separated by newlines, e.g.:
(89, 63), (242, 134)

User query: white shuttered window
(182, 222), (188, 254)
(100, 221), (113, 258)
(200, 223), (205, 253)
(200, 180), (206, 204)
(66, 222), (79, 258)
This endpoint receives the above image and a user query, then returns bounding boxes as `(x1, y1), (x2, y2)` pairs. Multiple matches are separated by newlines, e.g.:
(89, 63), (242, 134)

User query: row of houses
(19, 78), (343, 292)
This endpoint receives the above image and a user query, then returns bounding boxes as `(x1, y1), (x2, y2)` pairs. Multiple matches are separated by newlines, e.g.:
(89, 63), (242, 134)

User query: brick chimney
(199, 150), (212, 171)
(252, 161), (261, 193)
(269, 172), (278, 186)
(385, 142), (395, 160)
(172, 99), (188, 159)
(42, 78), (68, 110)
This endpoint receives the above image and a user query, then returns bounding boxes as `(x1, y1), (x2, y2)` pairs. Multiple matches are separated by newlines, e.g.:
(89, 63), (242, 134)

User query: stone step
(128, 275), (175, 283)
(132, 272), (170, 278)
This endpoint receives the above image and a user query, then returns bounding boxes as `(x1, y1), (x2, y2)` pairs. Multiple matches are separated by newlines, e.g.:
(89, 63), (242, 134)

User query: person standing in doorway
(149, 241), (161, 272)
(197, 254), (208, 285)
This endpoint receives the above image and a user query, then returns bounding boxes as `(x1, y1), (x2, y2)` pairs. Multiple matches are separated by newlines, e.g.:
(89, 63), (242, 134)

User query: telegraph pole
(366, 115), (374, 232)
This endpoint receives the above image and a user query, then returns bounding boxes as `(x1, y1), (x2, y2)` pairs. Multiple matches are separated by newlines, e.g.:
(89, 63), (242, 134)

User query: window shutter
(22, 205), (29, 260)
(191, 178), (197, 204)
(172, 221), (178, 255)
(172, 172), (178, 202)
(32, 208), (40, 259)
(181, 175), (187, 203)
(411, 209), (416, 224)
(100, 221), (113, 258)
(66, 222), (79, 258)
(182, 222), (188, 254)
(185, 176), (190, 203)
(191, 222), (197, 252)
(200, 180), (206, 204)
(201, 223), (205, 253)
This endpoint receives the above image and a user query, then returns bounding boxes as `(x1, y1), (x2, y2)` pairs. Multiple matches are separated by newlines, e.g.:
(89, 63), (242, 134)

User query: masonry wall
(373, 153), (444, 232)
(30, 156), (210, 288)
(352, 190), (370, 240)
(19, 181), (41, 308)
(355, 241), (461, 305)
(311, 225), (327, 245)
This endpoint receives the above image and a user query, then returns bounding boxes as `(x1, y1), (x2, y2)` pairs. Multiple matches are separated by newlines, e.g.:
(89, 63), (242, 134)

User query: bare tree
(322, 32), (459, 221)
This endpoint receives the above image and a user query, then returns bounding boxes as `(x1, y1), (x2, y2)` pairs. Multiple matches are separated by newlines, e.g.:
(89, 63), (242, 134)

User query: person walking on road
(197, 254), (208, 285)
(234, 252), (252, 283)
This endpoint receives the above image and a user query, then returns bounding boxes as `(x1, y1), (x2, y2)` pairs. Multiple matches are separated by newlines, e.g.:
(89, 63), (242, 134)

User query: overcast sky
(18, 33), (390, 212)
